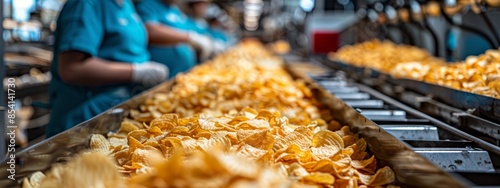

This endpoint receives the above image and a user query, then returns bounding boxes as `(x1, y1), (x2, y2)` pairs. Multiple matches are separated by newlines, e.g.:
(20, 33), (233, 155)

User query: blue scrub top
(135, 0), (196, 78)
(187, 17), (211, 35)
(209, 28), (229, 42)
(188, 17), (229, 43)
(47, 0), (150, 137)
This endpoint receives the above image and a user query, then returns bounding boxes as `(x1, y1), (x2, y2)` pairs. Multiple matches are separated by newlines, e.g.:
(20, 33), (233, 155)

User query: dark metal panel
(0, 0), (7, 161)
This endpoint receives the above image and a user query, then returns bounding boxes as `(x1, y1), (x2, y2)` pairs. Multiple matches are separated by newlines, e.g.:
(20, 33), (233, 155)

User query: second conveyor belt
(285, 57), (500, 187)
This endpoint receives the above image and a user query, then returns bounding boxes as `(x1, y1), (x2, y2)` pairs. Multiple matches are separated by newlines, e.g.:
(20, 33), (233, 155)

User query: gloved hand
(131, 62), (169, 88)
(187, 31), (213, 60)
(213, 40), (228, 54)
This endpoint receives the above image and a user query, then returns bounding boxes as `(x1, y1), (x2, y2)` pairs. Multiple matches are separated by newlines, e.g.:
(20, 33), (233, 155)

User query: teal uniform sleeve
(56, 0), (103, 56)
(134, 0), (160, 24)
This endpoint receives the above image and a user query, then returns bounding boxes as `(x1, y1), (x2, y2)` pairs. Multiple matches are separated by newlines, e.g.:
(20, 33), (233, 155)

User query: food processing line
(0, 52), (497, 187)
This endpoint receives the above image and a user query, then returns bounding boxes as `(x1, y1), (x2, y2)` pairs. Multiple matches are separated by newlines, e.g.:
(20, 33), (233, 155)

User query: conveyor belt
(308, 68), (500, 187)
(325, 60), (500, 145)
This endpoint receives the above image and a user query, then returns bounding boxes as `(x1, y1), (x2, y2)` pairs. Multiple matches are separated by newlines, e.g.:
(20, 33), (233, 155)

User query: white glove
(187, 31), (213, 60)
(132, 62), (169, 88)
(213, 40), (227, 54)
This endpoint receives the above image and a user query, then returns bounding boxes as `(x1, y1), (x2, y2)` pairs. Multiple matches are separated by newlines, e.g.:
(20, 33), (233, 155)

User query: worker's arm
(58, 51), (168, 87)
(58, 51), (133, 86)
(145, 23), (190, 45)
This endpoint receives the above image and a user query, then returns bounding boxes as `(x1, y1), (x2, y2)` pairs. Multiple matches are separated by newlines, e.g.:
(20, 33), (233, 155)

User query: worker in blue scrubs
(204, 4), (233, 43)
(134, 0), (214, 75)
(184, 0), (227, 59)
(184, 0), (211, 35)
(46, 0), (169, 137)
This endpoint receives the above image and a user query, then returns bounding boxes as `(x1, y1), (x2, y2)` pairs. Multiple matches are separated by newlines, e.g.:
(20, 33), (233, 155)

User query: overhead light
(245, 24), (258, 31)
(244, 11), (261, 17)
(300, 0), (315, 12)
(244, 16), (259, 22)
(244, 20), (258, 26)
(244, 4), (263, 11)
(244, 0), (262, 4)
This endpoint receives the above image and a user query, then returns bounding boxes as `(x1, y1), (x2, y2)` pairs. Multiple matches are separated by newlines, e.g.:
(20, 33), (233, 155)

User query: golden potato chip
(255, 110), (275, 121)
(237, 144), (270, 161)
(89, 134), (111, 154)
(128, 136), (145, 153)
(311, 130), (344, 148)
(197, 135), (232, 152)
(237, 129), (263, 141)
(358, 166), (396, 186)
(301, 172), (335, 185)
(147, 126), (163, 136)
(235, 119), (271, 129)
(119, 121), (140, 134)
(147, 106), (163, 119)
(22, 177), (33, 188)
(349, 138), (368, 160)
(127, 130), (149, 143)
(343, 135), (359, 147)
(150, 114), (178, 131)
(109, 137), (128, 148)
(333, 178), (358, 188)
(287, 163), (310, 178)
(22, 171), (45, 188)
(130, 110), (154, 123)
(335, 126), (352, 137)
(352, 155), (376, 172)
(241, 130), (275, 150)
(273, 127), (313, 151)
(39, 152), (124, 188)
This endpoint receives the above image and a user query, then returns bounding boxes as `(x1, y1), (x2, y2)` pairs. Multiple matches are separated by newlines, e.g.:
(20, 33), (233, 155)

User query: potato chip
(343, 135), (359, 147)
(22, 171), (45, 188)
(127, 130), (149, 143)
(349, 138), (368, 160)
(287, 163), (310, 178)
(352, 155), (376, 170)
(274, 127), (313, 151)
(39, 152), (124, 188)
(237, 144), (270, 161)
(119, 121), (140, 134)
(22, 177), (34, 188)
(301, 172), (335, 185)
(241, 130), (275, 150)
(197, 135), (232, 152)
(357, 166), (396, 186)
(235, 119), (271, 129)
(275, 144), (316, 164)
(128, 136), (145, 153)
(89, 134), (111, 154)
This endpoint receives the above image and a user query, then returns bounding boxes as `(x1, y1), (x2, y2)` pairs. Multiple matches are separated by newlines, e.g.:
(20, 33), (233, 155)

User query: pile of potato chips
(331, 40), (445, 73)
(24, 41), (397, 188)
(331, 40), (500, 98)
